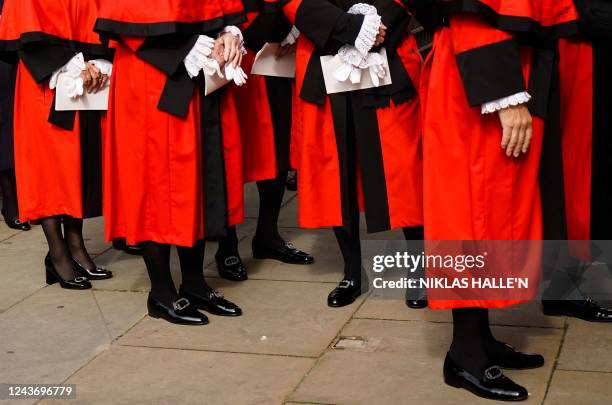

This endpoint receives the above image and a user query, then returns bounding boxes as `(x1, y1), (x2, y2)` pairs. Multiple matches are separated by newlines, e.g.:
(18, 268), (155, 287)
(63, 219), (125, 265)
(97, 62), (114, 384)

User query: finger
(501, 124), (512, 149)
(506, 124), (519, 157)
(513, 123), (526, 157)
(223, 37), (231, 61)
(523, 123), (534, 154)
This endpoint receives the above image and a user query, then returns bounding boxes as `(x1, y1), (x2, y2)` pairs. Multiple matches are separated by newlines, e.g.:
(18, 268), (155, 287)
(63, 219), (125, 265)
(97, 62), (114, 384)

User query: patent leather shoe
(179, 285), (242, 317)
(73, 258), (113, 280)
(252, 240), (314, 265)
(147, 296), (209, 325)
(215, 253), (248, 281)
(543, 298), (612, 322)
(328, 279), (362, 307)
(45, 254), (91, 290)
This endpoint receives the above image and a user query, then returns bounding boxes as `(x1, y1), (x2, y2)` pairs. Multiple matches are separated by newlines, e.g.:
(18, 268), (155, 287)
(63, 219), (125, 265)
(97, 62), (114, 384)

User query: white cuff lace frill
(481, 92), (531, 114)
(49, 52), (87, 98)
(348, 3), (381, 56)
(184, 35), (222, 79)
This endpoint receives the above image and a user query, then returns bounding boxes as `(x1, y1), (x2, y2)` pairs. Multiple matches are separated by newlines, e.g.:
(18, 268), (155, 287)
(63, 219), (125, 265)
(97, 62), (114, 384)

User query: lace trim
(348, 4), (381, 56)
(184, 35), (221, 79)
(481, 92), (531, 114)
(49, 53), (87, 98)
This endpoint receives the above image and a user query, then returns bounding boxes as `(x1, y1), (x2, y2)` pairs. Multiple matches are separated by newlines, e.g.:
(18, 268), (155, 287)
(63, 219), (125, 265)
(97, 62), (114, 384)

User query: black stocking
(0, 169), (18, 219)
(63, 217), (96, 270)
(141, 241), (178, 305)
(216, 226), (240, 259)
(177, 240), (209, 296)
(253, 170), (288, 249)
(41, 216), (77, 280)
(449, 308), (490, 376)
(403, 227), (425, 300)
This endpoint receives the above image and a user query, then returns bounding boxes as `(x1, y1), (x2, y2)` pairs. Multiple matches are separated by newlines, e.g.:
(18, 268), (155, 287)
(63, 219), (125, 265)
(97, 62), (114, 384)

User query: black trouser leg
(177, 240), (208, 296)
(0, 169), (18, 219)
(216, 226), (239, 258)
(63, 217), (96, 270)
(449, 308), (490, 376)
(403, 227), (426, 301)
(41, 216), (77, 280)
(253, 170), (288, 249)
(141, 241), (178, 305)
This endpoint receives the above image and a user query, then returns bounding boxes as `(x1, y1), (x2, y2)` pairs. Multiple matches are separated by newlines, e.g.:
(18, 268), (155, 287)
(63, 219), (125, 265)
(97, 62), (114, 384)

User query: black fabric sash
(199, 81), (229, 240)
(242, 1), (293, 52)
(330, 91), (391, 233)
(79, 111), (103, 218)
(264, 76), (292, 173)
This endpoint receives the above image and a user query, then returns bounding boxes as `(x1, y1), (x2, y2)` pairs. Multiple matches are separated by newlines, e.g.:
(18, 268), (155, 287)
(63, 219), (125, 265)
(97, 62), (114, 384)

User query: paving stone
(0, 288), (111, 385)
(205, 228), (344, 283)
(40, 345), (314, 405)
(0, 224), (20, 242)
(290, 319), (562, 405)
(93, 291), (147, 340)
(557, 318), (612, 372)
(544, 370), (612, 405)
(356, 299), (565, 328)
(119, 279), (360, 357)
(0, 248), (46, 313)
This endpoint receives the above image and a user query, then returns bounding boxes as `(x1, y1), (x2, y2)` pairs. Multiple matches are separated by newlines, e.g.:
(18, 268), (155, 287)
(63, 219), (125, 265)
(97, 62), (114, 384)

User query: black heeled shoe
(2, 211), (31, 231)
(147, 296), (209, 325)
(215, 253), (248, 281)
(112, 239), (143, 255)
(443, 354), (528, 401)
(73, 258), (113, 280)
(45, 254), (92, 290)
(487, 342), (544, 370)
(252, 240), (314, 265)
(179, 285), (242, 317)
(542, 298), (612, 322)
(328, 279), (362, 308)
(406, 288), (428, 309)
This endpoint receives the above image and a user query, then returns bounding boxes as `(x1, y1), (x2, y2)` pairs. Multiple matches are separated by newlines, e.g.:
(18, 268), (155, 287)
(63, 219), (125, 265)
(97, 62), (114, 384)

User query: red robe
(95, 0), (246, 247)
(420, 0), (579, 309)
(283, 0), (424, 232)
(0, 0), (108, 222)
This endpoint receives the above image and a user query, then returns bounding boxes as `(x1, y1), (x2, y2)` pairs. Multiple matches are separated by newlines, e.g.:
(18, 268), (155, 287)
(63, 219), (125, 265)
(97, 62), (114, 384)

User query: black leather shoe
(487, 342), (544, 370)
(179, 285), (242, 317)
(112, 239), (143, 256)
(73, 258), (113, 280)
(45, 254), (92, 290)
(147, 296), (209, 325)
(215, 253), (248, 281)
(328, 279), (362, 308)
(542, 298), (612, 322)
(406, 289), (428, 309)
(406, 299), (428, 309)
(443, 354), (528, 401)
(252, 240), (314, 265)
(2, 213), (31, 231)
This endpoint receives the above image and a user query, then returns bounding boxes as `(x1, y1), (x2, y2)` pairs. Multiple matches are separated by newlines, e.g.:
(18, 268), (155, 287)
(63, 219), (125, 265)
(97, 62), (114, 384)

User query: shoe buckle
(173, 298), (190, 312)
(284, 242), (296, 250)
(484, 366), (503, 380)
(210, 290), (224, 299)
(339, 280), (354, 289)
(74, 277), (88, 283)
(224, 256), (240, 266)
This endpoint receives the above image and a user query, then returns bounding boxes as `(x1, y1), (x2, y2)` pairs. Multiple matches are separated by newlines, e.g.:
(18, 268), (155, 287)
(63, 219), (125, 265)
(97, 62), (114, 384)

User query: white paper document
(320, 48), (392, 95)
(251, 42), (296, 79)
(55, 73), (109, 111)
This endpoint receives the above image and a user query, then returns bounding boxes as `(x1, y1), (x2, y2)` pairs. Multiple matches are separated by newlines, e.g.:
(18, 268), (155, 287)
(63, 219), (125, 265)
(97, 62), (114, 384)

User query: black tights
(41, 216), (95, 280)
(217, 170), (289, 257)
(142, 240), (209, 305)
(0, 169), (18, 219)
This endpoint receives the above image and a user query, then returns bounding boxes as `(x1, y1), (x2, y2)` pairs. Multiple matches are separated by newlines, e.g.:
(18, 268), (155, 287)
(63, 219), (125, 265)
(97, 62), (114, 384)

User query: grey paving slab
(42, 345), (315, 405)
(0, 224), (20, 242)
(544, 370), (612, 405)
(290, 318), (562, 405)
(0, 248), (46, 313)
(356, 300), (565, 328)
(0, 288), (110, 386)
(93, 290), (147, 340)
(557, 318), (612, 372)
(205, 228), (344, 283)
(119, 279), (361, 357)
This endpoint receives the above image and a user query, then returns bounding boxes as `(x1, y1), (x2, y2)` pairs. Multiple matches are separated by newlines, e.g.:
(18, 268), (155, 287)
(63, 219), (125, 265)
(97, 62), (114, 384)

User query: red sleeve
(449, 13), (526, 106)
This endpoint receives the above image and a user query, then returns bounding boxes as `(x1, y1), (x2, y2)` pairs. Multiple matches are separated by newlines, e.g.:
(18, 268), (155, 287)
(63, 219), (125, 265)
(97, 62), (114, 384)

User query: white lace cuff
(348, 3), (381, 56)
(220, 25), (247, 55)
(49, 52), (87, 98)
(89, 59), (113, 77)
(184, 35), (219, 79)
(481, 92), (531, 114)
(281, 26), (300, 46)
(334, 45), (387, 87)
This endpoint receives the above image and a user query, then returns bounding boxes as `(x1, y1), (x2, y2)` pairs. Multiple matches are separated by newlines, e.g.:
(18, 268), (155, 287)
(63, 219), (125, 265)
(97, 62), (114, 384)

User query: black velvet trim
(200, 88), (229, 240)
(330, 94), (354, 230)
(299, 48), (327, 105)
(373, 0), (411, 55)
(575, 0), (612, 39)
(18, 45), (74, 84)
(265, 76), (293, 173)
(157, 66), (196, 118)
(94, 13), (247, 39)
(455, 39), (525, 106)
(0, 32), (109, 59)
(442, 0), (580, 39)
(590, 38), (612, 239)
(137, 34), (198, 76)
(527, 47), (555, 118)
(363, 50), (417, 108)
(295, 0), (361, 49)
(48, 92), (77, 131)
(79, 111), (103, 218)
(243, 4), (293, 52)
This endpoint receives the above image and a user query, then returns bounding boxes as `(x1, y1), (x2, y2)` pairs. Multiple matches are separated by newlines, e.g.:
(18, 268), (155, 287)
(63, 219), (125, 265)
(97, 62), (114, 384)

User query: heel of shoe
(45, 265), (58, 285)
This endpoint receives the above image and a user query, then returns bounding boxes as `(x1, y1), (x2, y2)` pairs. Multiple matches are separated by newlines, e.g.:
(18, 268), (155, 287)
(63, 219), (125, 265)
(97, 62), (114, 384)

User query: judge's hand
(499, 105), (533, 157)
(275, 43), (296, 59)
(81, 63), (108, 94)
(211, 40), (226, 69)
(218, 32), (243, 68)
(374, 23), (387, 47)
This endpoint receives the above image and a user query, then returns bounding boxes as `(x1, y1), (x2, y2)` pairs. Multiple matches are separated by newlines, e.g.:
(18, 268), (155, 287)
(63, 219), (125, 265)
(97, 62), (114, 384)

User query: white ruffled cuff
(348, 3), (381, 56)
(481, 92), (532, 114)
(281, 26), (300, 46)
(49, 52), (87, 98)
(89, 59), (113, 77)
(184, 35), (220, 79)
(333, 45), (387, 87)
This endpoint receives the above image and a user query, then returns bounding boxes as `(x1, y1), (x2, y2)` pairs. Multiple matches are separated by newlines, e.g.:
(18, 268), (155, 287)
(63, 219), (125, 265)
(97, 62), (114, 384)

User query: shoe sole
(252, 252), (315, 265)
(444, 375), (527, 401)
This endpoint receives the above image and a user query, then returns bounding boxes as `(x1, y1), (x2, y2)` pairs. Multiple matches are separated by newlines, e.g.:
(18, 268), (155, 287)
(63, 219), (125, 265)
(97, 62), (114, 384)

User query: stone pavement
(0, 185), (611, 405)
